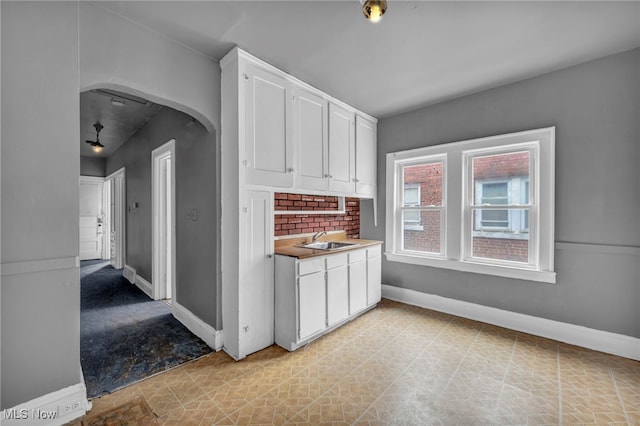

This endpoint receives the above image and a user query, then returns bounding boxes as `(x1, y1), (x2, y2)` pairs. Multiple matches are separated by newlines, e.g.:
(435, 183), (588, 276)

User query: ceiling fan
(85, 122), (105, 153)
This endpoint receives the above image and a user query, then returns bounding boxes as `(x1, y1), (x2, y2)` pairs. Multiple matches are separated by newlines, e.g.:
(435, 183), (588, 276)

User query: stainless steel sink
(299, 241), (358, 250)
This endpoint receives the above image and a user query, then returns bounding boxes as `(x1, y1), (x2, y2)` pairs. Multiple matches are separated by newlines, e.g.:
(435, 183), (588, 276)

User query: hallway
(80, 261), (212, 398)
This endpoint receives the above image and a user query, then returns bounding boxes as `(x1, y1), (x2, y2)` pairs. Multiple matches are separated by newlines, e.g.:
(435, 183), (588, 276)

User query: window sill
(384, 252), (556, 284)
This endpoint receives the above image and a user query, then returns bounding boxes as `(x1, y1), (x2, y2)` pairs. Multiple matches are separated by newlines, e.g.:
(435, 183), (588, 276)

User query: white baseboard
(135, 274), (153, 298)
(0, 382), (90, 425)
(172, 301), (224, 351)
(382, 284), (640, 361)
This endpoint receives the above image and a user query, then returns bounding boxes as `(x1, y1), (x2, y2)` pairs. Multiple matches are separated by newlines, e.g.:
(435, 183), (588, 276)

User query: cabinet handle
(352, 178), (359, 183)
(267, 254), (273, 259)
(243, 73), (249, 80)
(325, 174), (333, 179)
(287, 168), (294, 173)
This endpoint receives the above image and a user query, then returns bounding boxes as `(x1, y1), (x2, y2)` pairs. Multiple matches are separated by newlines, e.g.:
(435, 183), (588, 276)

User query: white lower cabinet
(348, 250), (367, 315)
(327, 263), (349, 327)
(367, 245), (382, 305)
(275, 244), (382, 351)
(298, 271), (326, 340)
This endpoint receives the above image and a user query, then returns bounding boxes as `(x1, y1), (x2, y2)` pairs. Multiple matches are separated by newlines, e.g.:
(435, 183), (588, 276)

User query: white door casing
(152, 139), (176, 301)
(106, 168), (126, 269)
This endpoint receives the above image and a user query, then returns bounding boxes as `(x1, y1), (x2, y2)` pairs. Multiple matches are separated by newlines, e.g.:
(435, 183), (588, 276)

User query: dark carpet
(80, 261), (213, 398)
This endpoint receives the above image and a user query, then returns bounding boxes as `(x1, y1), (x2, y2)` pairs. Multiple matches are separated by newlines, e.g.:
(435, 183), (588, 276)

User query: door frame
(152, 139), (176, 301)
(105, 167), (126, 269)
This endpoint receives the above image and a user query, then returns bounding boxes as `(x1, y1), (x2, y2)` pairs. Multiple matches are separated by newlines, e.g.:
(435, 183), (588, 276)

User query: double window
(385, 127), (555, 283)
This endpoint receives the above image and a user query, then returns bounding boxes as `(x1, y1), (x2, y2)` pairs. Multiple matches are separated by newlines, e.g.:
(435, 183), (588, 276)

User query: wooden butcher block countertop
(274, 230), (382, 259)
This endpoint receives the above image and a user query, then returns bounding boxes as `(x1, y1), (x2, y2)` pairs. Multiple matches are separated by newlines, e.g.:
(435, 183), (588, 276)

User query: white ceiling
(82, 1), (640, 156)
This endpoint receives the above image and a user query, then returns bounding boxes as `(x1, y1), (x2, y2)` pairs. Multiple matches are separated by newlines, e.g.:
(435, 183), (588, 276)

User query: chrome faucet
(311, 231), (327, 242)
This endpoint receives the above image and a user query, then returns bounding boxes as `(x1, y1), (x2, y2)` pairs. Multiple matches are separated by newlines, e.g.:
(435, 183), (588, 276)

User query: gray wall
(80, 155), (106, 177)
(362, 48), (640, 338)
(1, 2), (82, 408)
(106, 107), (219, 328)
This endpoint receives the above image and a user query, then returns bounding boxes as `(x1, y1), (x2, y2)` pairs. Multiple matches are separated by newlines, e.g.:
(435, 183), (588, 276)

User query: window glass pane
(471, 208), (529, 263)
(479, 209), (509, 228)
(481, 182), (508, 204)
(402, 210), (441, 254)
(403, 209), (420, 223)
(403, 186), (420, 206)
(472, 151), (529, 204)
(403, 162), (443, 206)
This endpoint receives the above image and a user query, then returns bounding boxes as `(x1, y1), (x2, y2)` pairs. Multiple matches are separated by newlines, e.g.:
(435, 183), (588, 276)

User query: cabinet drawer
(325, 252), (349, 270)
(348, 249), (366, 264)
(367, 245), (382, 258)
(298, 258), (324, 276)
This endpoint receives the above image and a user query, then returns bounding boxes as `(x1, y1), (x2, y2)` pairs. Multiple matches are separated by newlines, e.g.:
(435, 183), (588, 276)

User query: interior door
(242, 190), (275, 356)
(79, 176), (104, 260)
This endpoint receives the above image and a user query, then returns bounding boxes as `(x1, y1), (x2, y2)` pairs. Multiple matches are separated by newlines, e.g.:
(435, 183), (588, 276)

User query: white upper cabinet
(355, 115), (377, 197)
(244, 63), (294, 187)
(328, 102), (356, 194)
(295, 87), (328, 191)
(223, 47), (376, 198)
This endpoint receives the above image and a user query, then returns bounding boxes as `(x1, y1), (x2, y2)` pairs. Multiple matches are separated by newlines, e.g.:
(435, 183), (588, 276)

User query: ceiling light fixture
(85, 123), (105, 154)
(362, 0), (387, 23)
(110, 98), (125, 107)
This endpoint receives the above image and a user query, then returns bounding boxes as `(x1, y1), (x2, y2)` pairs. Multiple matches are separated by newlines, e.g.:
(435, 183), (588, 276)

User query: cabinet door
(367, 253), (382, 306)
(298, 271), (326, 341)
(296, 87), (328, 191)
(245, 64), (293, 187)
(328, 103), (355, 193)
(349, 259), (368, 314)
(355, 115), (377, 196)
(327, 265), (349, 327)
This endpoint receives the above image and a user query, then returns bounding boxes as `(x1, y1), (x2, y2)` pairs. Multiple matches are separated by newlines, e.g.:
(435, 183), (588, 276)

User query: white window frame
(385, 127), (555, 283)
(394, 155), (447, 258)
(464, 144), (536, 269)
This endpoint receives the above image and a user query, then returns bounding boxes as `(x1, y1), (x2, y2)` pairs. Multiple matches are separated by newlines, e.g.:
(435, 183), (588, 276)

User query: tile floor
(75, 299), (639, 425)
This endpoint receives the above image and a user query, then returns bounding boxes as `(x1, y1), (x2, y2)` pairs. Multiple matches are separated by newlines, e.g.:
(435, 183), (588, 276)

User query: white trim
(135, 274), (153, 298)
(382, 284), (640, 361)
(1, 256), (78, 276)
(105, 167), (126, 270)
(384, 252), (557, 283)
(151, 139), (176, 301)
(172, 301), (224, 351)
(556, 241), (640, 256)
(0, 382), (90, 425)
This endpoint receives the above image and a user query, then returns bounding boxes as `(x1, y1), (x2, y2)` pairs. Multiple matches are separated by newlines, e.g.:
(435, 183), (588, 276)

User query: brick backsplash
(274, 193), (360, 238)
